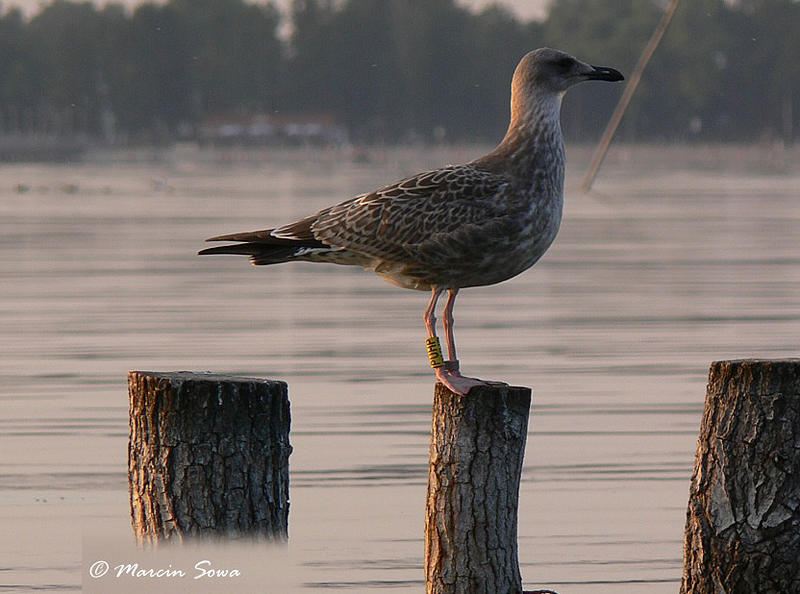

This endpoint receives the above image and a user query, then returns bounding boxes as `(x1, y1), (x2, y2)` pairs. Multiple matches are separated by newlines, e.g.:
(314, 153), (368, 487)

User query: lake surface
(2, 143), (799, 594)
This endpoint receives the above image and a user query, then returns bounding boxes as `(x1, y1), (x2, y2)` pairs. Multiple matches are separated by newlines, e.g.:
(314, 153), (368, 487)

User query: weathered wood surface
(425, 383), (532, 594)
(681, 360), (800, 594)
(128, 371), (291, 544)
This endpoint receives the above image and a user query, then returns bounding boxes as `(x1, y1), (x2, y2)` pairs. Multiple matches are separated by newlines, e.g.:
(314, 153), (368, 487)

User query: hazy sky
(5, 0), (550, 21)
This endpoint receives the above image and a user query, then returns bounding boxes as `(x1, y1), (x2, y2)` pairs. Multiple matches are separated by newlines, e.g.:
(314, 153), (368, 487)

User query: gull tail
(199, 229), (330, 266)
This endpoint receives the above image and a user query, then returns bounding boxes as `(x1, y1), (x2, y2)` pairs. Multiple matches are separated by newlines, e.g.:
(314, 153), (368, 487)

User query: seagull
(200, 48), (623, 395)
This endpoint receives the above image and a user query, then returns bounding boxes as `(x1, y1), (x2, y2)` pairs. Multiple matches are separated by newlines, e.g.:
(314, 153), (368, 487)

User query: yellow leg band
(426, 337), (445, 368)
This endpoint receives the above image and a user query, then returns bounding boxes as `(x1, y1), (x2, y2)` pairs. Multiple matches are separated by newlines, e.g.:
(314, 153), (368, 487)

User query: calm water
(2, 143), (799, 594)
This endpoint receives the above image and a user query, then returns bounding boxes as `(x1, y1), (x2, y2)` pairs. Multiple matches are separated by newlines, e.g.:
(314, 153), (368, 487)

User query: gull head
(513, 47), (624, 99)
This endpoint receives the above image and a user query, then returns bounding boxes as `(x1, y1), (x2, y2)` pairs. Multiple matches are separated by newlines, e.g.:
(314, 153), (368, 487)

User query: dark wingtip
(198, 242), (272, 257)
(198, 244), (245, 256)
(203, 229), (280, 243)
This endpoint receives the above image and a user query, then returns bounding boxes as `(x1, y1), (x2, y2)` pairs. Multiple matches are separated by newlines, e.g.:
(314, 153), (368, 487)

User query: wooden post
(681, 360), (800, 594)
(127, 371), (291, 544)
(425, 383), (532, 594)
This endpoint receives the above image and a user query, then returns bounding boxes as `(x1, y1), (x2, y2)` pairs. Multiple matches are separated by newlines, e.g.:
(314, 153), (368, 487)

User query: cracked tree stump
(425, 382), (532, 594)
(127, 371), (291, 544)
(681, 360), (800, 594)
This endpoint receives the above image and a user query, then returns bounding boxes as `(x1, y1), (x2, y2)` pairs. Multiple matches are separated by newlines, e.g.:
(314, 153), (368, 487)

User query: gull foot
(434, 368), (508, 396)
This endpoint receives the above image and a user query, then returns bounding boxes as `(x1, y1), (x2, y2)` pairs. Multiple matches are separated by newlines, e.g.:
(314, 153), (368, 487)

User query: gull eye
(556, 57), (573, 71)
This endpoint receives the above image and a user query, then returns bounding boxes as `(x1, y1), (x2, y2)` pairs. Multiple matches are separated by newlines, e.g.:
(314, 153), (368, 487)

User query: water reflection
(1, 145), (799, 593)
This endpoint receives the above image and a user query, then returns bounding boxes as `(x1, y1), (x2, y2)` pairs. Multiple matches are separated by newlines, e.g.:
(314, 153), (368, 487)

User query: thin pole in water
(581, 0), (682, 193)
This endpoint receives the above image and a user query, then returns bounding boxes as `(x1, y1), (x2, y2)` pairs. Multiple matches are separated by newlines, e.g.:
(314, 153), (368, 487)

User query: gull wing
(273, 164), (512, 265)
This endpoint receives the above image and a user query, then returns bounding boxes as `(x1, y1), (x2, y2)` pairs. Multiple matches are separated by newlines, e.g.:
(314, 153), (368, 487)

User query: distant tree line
(0, 0), (797, 144)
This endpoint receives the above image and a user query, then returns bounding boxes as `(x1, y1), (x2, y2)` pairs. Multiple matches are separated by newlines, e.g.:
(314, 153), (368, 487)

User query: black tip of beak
(585, 65), (624, 82)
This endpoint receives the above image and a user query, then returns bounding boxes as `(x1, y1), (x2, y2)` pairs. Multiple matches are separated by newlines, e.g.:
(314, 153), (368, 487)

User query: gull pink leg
(441, 288), (508, 389)
(441, 289), (459, 364)
(424, 287), (486, 396)
(423, 287), (444, 337)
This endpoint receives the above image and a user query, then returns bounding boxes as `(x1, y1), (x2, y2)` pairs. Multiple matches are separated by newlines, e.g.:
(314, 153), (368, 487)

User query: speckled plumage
(201, 48), (623, 395)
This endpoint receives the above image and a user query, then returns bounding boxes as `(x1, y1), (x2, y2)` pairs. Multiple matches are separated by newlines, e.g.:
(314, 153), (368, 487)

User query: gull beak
(582, 64), (624, 82)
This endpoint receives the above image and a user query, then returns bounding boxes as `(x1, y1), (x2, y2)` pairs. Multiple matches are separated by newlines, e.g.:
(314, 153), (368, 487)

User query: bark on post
(128, 371), (291, 544)
(425, 382), (532, 594)
(681, 360), (800, 594)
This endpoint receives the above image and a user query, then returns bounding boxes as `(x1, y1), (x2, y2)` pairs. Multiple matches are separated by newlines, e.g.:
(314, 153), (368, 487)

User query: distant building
(198, 112), (348, 147)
